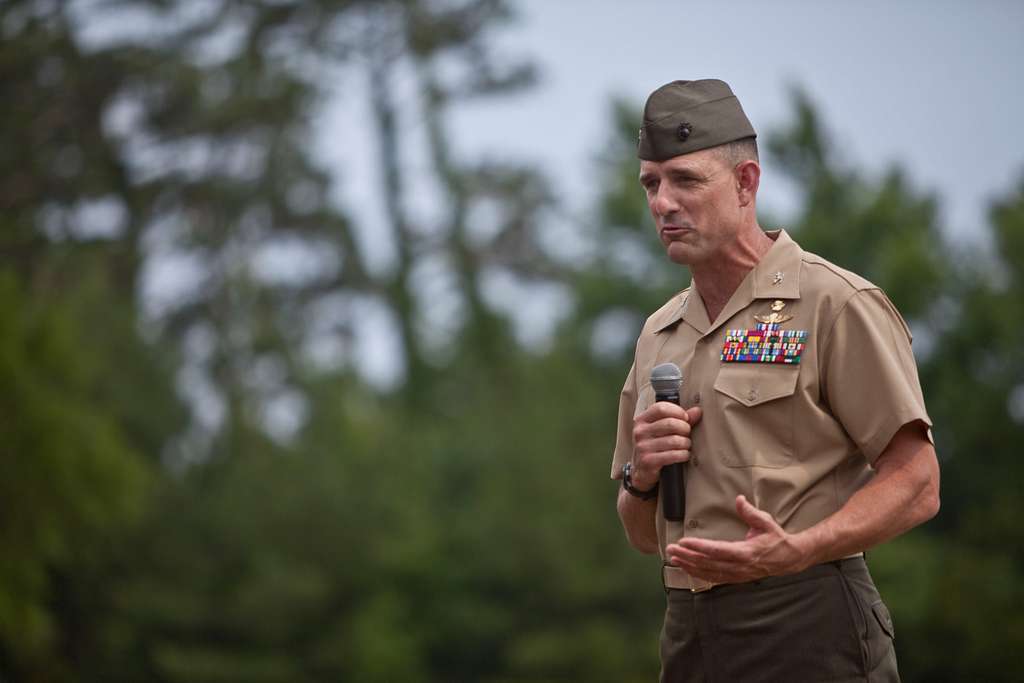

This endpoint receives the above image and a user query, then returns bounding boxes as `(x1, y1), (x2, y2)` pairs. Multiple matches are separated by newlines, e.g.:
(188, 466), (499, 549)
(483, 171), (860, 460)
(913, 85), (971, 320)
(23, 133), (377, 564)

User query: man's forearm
(665, 422), (940, 584)
(794, 422), (940, 568)
(617, 487), (660, 554)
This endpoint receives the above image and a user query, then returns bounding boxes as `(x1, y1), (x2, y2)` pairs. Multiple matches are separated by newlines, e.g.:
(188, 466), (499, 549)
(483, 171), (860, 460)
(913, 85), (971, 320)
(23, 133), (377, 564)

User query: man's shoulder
(799, 249), (879, 297)
(796, 247), (912, 339)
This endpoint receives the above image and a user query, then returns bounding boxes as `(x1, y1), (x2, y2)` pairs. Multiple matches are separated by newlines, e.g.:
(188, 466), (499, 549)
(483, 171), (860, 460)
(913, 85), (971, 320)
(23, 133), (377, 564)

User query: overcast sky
(444, 0), (1024, 243)
(319, 0), (1023, 386)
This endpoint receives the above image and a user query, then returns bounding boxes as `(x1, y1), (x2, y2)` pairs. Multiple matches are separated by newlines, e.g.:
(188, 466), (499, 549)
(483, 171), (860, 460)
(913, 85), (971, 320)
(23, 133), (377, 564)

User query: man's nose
(651, 186), (679, 216)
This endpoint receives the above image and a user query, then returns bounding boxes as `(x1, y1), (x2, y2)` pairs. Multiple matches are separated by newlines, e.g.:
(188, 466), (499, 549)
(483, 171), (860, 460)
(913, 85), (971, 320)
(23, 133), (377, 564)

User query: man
(611, 79), (940, 682)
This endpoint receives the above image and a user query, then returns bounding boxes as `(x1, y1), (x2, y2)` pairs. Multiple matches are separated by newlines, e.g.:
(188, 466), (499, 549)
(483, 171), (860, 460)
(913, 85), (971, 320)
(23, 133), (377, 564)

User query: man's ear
(735, 160), (760, 207)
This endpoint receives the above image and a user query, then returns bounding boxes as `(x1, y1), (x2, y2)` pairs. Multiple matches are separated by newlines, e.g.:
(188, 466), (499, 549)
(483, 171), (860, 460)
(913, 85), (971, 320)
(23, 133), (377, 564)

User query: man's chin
(665, 243), (697, 266)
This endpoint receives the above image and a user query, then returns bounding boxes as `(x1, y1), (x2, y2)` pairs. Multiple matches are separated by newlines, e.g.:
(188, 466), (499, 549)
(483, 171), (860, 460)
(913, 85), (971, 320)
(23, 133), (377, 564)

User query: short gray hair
(713, 136), (759, 167)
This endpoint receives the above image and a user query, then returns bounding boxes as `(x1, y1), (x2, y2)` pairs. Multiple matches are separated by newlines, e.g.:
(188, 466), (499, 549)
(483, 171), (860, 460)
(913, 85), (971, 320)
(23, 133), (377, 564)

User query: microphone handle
(655, 389), (685, 522)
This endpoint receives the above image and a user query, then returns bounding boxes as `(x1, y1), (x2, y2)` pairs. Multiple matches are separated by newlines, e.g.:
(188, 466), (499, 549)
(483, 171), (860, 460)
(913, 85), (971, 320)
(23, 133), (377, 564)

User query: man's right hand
(630, 403), (703, 491)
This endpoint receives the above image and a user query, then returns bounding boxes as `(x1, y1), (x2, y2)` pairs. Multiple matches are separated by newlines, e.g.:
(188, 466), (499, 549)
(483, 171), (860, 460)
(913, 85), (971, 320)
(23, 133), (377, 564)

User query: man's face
(638, 148), (742, 266)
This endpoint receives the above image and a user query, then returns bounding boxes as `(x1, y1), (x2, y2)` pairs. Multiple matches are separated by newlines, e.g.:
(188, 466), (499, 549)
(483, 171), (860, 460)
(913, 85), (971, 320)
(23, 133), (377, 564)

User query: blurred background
(2, 0), (1023, 680)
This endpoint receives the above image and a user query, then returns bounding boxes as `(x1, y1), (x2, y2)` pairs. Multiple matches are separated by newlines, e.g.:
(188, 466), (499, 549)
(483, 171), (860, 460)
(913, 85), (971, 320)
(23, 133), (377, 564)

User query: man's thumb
(686, 406), (703, 426)
(736, 495), (773, 529)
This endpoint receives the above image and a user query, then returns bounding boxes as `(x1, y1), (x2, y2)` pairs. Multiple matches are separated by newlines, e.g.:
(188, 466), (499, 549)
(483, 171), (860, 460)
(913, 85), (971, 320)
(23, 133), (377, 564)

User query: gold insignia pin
(772, 271), (784, 285)
(755, 299), (793, 325)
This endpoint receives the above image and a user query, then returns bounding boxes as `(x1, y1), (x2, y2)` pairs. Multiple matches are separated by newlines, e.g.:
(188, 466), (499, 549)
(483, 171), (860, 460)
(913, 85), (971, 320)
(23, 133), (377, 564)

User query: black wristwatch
(622, 462), (659, 500)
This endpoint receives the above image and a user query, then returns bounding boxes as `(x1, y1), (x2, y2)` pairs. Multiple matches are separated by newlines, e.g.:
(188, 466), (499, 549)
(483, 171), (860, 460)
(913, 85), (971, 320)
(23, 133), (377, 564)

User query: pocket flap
(713, 365), (799, 407)
(871, 601), (895, 639)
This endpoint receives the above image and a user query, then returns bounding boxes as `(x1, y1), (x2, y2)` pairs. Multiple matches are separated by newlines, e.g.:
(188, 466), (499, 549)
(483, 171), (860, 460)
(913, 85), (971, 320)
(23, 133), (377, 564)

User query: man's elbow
(912, 447), (941, 525)
(918, 477), (940, 524)
(885, 422), (941, 527)
(625, 529), (660, 555)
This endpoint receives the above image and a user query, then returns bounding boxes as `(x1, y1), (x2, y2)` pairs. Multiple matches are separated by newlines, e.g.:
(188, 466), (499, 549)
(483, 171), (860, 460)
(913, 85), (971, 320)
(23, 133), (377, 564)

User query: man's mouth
(660, 225), (693, 238)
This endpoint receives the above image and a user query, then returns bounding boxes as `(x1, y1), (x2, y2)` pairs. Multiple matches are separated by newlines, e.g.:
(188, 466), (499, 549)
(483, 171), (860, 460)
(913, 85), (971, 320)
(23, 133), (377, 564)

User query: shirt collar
(654, 229), (803, 335)
(750, 229), (802, 300)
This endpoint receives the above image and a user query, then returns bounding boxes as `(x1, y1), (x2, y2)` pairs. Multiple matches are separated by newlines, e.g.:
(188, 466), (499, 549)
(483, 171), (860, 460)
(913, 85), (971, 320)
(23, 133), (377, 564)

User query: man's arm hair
(795, 419), (940, 564)
(617, 485), (660, 554)
(664, 419), (939, 583)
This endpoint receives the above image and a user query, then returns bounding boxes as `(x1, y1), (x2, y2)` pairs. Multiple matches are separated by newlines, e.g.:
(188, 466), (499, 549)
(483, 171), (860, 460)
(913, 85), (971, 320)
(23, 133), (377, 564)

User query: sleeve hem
(610, 460), (625, 480)
(862, 409), (934, 463)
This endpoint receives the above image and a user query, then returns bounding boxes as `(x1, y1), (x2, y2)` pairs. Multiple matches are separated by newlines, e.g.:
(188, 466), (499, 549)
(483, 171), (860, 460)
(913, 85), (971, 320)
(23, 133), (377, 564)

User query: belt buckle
(663, 563), (716, 593)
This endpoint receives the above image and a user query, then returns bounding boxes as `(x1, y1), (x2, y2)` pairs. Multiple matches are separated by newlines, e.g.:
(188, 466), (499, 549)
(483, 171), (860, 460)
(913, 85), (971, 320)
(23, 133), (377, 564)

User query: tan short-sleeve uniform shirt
(611, 230), (932, 589)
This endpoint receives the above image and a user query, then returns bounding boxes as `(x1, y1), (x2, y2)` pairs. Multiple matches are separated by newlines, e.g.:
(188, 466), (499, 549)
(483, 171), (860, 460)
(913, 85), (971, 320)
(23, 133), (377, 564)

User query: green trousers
(660, 557), (899, 683)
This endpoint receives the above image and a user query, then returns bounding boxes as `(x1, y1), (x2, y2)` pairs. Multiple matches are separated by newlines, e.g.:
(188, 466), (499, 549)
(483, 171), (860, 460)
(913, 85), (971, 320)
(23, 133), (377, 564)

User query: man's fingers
(640, 402), (702, 427)
(674, 537), (752, 563)
(665, 545), (714, 571)
(640, 401), (689, 422)
(634, 430), (693, 469)
(665, 497), (792, 585)
(642, 434), (692, 453)
(631, 403), (700, 471)
(665, 543), (711, 563)
(639, 449), (691, 469)
(642, 417), (691, 439)
(665, 545), (748, 581)
(735, 495), (777, 531)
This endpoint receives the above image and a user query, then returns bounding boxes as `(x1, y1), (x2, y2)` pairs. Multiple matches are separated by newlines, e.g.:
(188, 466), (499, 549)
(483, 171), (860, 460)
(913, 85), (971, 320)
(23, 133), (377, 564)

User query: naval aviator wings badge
(720, 299), (809, 364)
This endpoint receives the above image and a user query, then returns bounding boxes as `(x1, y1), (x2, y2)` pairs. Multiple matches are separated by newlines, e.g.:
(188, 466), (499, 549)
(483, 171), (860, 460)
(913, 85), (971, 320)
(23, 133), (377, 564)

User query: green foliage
(769, 90), (1024, 682)
(0, 267), (160, 676)
(768, 89), (946, 318)
(2, 1), (1023, 681)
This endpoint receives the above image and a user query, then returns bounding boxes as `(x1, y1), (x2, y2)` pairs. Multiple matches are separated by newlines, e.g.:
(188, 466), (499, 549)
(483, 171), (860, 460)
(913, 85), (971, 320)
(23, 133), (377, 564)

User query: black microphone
(650, 362), (685, 522)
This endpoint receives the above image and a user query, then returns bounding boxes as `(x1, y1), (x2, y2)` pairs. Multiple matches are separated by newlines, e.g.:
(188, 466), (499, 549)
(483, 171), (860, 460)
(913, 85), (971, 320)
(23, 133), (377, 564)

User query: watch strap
(622, 462), (659, 500)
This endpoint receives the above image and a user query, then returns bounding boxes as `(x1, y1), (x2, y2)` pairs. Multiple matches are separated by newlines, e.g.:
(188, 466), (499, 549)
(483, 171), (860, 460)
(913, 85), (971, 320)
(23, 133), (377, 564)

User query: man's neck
(691, 227), (774, 324)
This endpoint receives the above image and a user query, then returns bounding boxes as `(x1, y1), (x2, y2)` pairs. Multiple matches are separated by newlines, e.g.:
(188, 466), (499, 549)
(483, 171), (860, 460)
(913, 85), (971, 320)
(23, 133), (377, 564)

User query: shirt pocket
(712, 363), (800, 468)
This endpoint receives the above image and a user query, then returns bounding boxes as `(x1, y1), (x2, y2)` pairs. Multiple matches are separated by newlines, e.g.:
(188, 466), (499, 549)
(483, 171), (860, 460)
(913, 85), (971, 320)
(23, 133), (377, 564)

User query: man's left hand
(665, 495), (811, 584)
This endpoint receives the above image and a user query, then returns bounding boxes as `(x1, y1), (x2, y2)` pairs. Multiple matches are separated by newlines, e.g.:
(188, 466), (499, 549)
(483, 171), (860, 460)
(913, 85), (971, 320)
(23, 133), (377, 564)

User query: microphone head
(650, 362), (683, 394)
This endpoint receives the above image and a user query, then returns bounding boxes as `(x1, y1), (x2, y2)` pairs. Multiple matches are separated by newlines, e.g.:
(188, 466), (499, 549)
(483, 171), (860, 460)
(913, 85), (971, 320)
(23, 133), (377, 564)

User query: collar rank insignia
(721, 300), (808, 364)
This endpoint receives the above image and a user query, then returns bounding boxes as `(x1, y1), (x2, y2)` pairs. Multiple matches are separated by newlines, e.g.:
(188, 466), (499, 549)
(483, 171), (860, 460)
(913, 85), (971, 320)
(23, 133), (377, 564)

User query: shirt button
(687, 519), (700, 529)
(692, 392), (701, 405)
(747, 388), (759, 401)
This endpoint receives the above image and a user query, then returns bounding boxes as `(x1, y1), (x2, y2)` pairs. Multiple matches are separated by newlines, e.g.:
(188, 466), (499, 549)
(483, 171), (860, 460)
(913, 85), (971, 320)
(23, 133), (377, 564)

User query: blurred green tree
(765, 90), (1024, 682)
(1, 1), (188, 677)
(1, 0), (577, 680)
(2, 0), (1023, 680)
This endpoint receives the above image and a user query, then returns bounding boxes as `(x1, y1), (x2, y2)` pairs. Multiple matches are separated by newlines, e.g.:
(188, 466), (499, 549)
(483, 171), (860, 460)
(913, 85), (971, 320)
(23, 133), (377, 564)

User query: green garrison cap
(637, 79), (756, 161)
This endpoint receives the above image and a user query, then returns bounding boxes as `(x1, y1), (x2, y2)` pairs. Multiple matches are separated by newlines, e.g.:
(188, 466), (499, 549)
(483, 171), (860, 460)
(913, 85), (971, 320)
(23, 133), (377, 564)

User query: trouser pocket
(840, 563), (901, 682)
